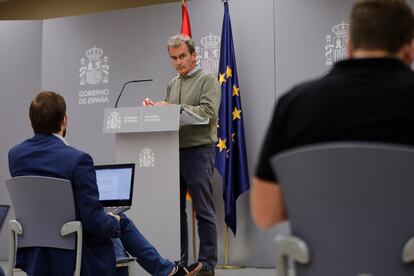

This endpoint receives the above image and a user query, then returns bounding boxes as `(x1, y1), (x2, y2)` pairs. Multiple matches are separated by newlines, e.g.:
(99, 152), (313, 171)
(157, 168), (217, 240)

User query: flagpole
(215, 225), (244, 270)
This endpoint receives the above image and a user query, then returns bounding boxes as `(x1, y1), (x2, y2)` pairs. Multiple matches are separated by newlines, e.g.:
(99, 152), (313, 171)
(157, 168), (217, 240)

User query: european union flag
(215, 1), (249, 235)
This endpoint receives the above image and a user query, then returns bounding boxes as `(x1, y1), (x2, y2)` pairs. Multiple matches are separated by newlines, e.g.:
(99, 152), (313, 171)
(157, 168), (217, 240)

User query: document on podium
(180, 106), (209, 126)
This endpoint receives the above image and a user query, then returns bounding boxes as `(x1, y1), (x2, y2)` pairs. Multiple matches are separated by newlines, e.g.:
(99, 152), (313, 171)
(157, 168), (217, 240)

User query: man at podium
(143, 34), (220, 275)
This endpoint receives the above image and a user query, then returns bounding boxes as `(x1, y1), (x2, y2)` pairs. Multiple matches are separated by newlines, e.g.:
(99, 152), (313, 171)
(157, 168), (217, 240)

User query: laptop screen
(0, 205), (9, 231)
(95, 163), (135, 207)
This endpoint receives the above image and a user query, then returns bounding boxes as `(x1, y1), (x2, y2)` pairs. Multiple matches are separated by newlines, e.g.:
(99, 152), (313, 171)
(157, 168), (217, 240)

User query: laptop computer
(95, 163), (135, 214)
(0, 205), (9, 231)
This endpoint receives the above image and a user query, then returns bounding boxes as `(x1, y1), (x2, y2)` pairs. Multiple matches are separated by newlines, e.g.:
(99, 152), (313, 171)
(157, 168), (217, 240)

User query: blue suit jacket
(8, 134), (120, 276)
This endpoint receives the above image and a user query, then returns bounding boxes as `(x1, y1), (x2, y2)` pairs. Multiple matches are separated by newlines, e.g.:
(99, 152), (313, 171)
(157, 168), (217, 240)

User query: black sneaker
(169, 263), (189, 276)
(186, 262), (203, 276)
(197, 263), (215, 276)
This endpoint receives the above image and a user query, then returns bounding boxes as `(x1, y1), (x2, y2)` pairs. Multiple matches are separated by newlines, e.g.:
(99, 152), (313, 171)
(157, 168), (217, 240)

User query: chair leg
(275, 234), (310, 276)
(8, 220), (23, 276)
(7, 230), (14, 276)
(127, 261), (135, 276)
(61, 221), (82, 276)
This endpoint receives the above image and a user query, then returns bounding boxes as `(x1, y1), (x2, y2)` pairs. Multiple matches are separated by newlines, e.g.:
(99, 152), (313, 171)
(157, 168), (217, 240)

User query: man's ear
(396, 39), (414, 65)
(405, 39), (414, 65)
(347, 39), (354, 58)
(61, 113), (67, 130)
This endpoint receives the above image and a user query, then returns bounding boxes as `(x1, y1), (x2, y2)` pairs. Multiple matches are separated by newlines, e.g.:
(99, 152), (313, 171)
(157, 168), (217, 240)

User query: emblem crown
(85, 46), (104, 61)
(332, 21), (349, 37)
(201, 33), (221, 49)
(142, 148), (151, 155)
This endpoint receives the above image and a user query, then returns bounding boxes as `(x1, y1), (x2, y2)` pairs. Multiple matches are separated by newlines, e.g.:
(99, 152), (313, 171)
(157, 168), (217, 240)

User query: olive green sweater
(165, 67), (221, 148)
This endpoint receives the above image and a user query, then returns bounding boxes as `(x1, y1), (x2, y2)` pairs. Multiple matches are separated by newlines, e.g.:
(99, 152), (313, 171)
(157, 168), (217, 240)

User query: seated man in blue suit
(8, 91), (201, 276)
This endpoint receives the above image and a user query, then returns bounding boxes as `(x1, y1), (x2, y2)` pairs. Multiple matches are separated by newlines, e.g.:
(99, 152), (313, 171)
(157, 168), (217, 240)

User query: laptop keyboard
(104, 206), (129, 214)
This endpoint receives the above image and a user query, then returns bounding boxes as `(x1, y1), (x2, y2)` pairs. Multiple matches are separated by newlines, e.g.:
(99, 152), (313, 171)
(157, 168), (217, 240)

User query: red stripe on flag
(181, 2), (192, 37)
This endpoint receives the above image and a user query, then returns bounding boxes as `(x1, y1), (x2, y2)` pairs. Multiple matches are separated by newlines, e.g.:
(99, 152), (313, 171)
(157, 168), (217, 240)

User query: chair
(271, 142), (414, 276)
(6, 176), (135, 276)
(6, 176), (82, 276)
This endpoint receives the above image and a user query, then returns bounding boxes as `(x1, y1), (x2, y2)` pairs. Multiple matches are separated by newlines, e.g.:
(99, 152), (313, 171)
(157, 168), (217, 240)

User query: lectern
(103, 105), (206, 275)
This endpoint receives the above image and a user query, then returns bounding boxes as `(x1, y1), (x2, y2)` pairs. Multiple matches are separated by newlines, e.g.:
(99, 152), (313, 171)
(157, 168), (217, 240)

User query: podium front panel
(103, 106), (180, 133)
(115, 131), (180, 269)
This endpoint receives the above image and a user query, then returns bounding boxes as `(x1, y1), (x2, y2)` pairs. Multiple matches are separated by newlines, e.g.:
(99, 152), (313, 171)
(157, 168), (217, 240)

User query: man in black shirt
(251, 0), (414, 229)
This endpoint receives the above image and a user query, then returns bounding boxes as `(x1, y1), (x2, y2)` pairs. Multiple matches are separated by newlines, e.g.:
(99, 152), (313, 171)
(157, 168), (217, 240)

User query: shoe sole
(187, 262), (203, 276)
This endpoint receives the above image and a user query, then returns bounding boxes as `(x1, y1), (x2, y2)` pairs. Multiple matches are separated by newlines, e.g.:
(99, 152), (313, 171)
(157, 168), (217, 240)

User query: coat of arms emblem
(80, 46), (109, 85)
(196, 33), (221, 74)
(139, 148), (155, 168)
(106, 112), (121, 130)
(325, 21), (349, 66)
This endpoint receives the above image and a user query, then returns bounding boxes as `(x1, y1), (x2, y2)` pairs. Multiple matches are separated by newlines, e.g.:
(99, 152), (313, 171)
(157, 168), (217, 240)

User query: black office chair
(271, 142), (414, 276)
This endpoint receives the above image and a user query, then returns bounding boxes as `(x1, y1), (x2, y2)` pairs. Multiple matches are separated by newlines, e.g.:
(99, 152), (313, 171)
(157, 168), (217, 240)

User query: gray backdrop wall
(0, 0), (276, 270)
(1, 0), (403, 272)
(0, 20), (42, 260)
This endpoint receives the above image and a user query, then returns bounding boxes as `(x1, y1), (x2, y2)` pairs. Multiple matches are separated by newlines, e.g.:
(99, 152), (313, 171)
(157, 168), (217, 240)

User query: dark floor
(1, 262), (283, 276)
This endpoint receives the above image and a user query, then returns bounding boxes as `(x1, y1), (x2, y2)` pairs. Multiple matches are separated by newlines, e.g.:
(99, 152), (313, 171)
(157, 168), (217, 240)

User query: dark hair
(351, 0), (414, 53)
(29, 91), (66, 134)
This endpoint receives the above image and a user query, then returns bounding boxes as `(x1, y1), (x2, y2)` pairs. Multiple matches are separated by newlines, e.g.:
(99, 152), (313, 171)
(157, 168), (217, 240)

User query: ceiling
(0, 0), (180, 20)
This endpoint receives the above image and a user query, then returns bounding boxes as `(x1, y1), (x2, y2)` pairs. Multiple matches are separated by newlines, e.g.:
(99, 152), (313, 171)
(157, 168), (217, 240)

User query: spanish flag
(181, 0), (193, 201)
(181, 0), (192, 37)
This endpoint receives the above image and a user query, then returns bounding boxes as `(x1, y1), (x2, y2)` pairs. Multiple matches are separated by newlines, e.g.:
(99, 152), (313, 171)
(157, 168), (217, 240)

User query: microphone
(114, 79), (154, 108)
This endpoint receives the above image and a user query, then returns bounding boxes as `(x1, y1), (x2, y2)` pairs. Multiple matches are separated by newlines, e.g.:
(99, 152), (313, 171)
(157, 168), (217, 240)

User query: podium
(103, 105), (206, 275)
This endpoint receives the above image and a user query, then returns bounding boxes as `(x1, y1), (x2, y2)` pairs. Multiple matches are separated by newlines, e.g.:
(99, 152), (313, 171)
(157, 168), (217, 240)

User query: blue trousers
(114, 216), (175, 276)
(179, 146), (218, 267)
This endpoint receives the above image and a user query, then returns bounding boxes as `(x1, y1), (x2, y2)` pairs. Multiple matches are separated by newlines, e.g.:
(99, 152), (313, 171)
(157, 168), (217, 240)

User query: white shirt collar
(180, 65), (201, 78)
(53, 133), (69, 145)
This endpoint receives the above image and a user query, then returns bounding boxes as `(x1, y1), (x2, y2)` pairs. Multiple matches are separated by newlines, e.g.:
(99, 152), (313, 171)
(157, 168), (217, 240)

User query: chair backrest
(6, 176), (76, 250)
(272, 142), (414, 276)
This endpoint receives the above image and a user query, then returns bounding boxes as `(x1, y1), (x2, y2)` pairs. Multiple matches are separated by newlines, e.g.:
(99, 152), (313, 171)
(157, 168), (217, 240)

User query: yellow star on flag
(217, 138), (227, 152)
(219, 73), (227, 85)
(232, 107), (242, 121)
(231, 133), (236, 142)
(232, 85), (240, 96)
(226, 149), (230, 158)
(226, 66), (233, 79)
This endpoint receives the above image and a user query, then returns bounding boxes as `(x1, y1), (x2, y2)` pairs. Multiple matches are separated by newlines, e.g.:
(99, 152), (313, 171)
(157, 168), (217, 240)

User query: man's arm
(251, 177), (286, 230)
(72, 153), (120, 239)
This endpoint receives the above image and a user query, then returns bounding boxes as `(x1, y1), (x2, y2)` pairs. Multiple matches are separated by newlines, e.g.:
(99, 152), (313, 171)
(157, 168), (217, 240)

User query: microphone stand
(114, 79), (153, 108)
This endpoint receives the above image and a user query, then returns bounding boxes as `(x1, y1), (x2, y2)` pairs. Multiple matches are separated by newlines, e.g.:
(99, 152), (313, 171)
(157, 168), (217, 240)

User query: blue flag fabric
(215, 1), (250, 235)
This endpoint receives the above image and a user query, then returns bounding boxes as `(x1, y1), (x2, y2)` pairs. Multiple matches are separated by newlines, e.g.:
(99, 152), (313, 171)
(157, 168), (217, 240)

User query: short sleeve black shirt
(256, 58), (414, 182)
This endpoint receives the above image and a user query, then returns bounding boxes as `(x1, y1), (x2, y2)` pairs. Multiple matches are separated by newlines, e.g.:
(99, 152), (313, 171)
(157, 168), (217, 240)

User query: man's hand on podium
(154, 101), (171, 106)
(142, 98), (154, 106)
(142, 98), (172, 107)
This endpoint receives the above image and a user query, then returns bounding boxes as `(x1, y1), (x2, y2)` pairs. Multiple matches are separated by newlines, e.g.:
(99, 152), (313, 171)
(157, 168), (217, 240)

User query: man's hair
(29, 91), (66, 134)
(351, 0), (414, 53)
(167, 34), (196, 54)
